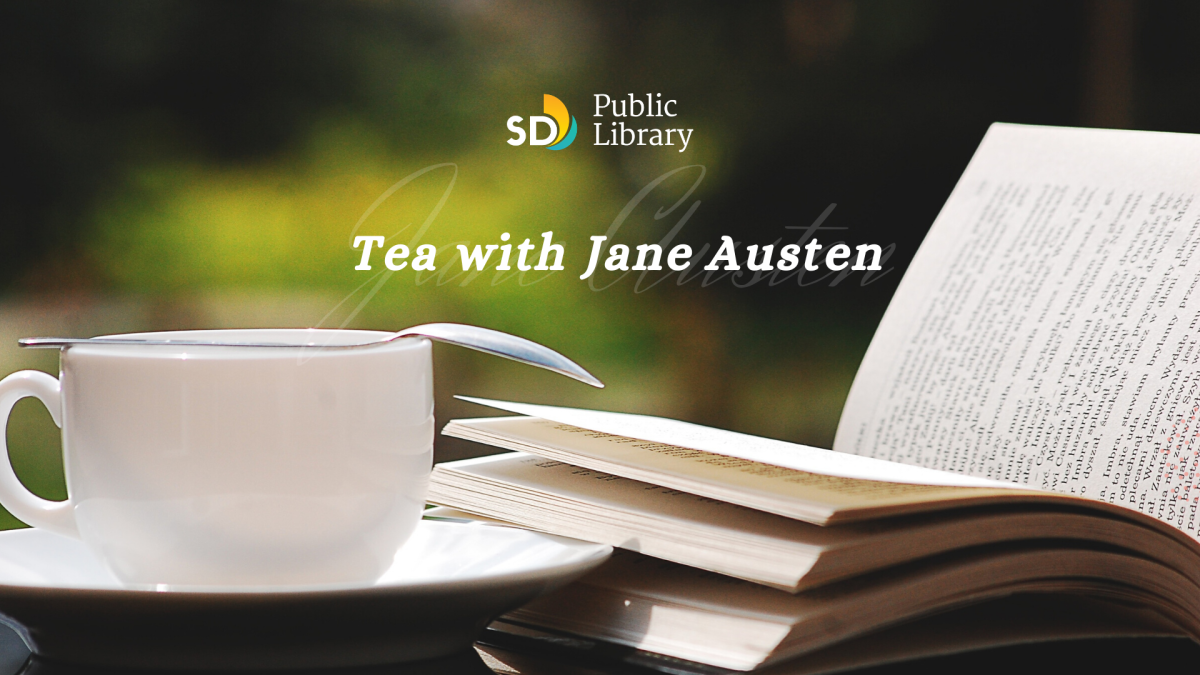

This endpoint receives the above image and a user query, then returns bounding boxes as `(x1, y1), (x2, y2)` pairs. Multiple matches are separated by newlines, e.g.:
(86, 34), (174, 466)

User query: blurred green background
(0, 0), (1184, 528)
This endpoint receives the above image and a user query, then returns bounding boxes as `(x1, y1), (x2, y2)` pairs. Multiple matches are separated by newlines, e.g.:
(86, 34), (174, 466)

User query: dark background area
(0, 0), (1187, 521)
(2, 1), (1160, 295)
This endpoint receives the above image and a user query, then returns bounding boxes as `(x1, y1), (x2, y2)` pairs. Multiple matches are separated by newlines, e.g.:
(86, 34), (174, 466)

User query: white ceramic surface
(0, 329), (434, 587)
(0, 521), (612, 669)
(0, 520), (609, 592)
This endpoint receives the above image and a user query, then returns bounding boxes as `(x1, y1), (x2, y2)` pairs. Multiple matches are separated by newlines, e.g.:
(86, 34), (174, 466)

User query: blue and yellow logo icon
(506, 95), (577, 150)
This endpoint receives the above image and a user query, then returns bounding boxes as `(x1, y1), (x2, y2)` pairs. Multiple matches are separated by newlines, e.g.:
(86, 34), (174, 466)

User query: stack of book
(430, 124), (1200, 672)
(428, 398), (1193, 673)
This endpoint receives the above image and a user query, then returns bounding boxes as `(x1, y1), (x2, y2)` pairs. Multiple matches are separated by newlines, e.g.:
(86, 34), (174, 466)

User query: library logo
(506, 95), (578, 150)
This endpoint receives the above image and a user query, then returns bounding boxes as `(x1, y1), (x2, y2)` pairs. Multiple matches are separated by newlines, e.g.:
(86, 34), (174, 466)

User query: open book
(433, 400), (1196, 593)
(429, 124), (1200, 672)
(429, 399), (1200, 671)
(477, 593), (1183, 675)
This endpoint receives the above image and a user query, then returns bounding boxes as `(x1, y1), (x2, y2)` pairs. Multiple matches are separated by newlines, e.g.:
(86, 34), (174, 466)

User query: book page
(433, 453), (1200, 592)
(836, 123), (1200, 537)
(445, 415), (1045, 523)
(507, 546), (1200, 669)
(458, 396), (1017, 488)
(436, 451), (834, 542)
(484, 595), (1183, 675)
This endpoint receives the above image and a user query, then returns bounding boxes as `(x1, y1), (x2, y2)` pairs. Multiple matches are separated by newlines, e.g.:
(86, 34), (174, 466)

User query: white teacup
(0, 329), (433, 588)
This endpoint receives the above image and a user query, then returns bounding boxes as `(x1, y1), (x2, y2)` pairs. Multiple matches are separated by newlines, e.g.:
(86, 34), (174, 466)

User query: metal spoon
(19, 323), (604, 388)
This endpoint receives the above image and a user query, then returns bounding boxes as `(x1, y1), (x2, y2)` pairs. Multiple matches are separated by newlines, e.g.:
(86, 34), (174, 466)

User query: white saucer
(0, 519), (611, 670)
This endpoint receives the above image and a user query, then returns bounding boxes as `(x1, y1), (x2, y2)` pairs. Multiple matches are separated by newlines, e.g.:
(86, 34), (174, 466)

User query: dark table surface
(1, 627), (1197, 675)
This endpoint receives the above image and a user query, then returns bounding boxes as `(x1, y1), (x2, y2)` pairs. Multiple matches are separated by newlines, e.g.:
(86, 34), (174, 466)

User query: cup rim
(64, 328), (425, 359)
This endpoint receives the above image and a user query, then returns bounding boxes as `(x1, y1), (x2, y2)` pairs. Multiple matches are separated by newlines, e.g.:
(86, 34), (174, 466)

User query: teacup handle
(0, 371), (78, 538)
